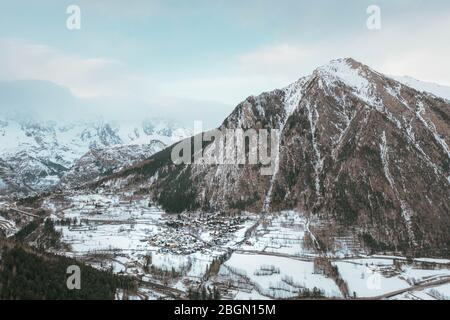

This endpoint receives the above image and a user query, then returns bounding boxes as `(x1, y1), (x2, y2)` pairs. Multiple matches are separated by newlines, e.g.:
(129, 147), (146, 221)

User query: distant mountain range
(0, 117), (191, 197)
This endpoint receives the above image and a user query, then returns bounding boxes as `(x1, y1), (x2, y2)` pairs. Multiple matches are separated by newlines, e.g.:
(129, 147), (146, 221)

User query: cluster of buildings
(148, 213), (249, 254)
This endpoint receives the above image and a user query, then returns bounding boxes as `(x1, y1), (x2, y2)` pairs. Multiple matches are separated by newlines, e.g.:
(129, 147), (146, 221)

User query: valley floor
(1, 193), (450, 300)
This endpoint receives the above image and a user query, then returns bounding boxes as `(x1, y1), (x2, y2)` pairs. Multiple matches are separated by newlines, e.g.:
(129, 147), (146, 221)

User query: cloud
(2, 7), (450, 127)
(0, 39), (154, 99)
(236, 10), (450, 85)
(0, 78), (231, 129)
(0, 79), (84, 119)
(163, 10), (450, 105)
(237, 44), (313, 78)
(372, 16), (450, 86)
(156, 44), (324, 105)
(156, 44), (319, 105)
(0, 39), (231, 128)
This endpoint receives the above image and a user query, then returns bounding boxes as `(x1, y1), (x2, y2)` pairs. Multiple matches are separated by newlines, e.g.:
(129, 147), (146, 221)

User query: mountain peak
(309, 58), (381, 107)
(315, 57), (370, 78)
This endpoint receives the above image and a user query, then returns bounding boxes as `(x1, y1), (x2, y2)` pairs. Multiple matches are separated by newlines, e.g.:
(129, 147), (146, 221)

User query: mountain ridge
(0, 117), (191, 197)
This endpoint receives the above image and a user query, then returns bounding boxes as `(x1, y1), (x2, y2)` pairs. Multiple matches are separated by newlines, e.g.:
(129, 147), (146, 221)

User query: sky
(0, 0), (450, 127)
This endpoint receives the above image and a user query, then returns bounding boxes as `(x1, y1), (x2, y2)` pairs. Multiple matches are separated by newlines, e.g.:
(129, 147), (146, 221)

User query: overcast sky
(0, 0), (449, 126)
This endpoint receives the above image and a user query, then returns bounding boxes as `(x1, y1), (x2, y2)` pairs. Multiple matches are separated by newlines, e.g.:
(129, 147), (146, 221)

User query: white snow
(393, 75), (450, 101)
(0, 117), (191, 192)
(426, 283), (450, 300)
(0, 178), (6, 190)
(262, 77), (307, 211)
(239, 211), (315, 257)
(333, 260), (410, 298)
(416, 101), (450, 164)
(390, 282), (450, 300)
(379, 131), (415, 242)
(401, 266), (450, 285)
(316, 58), (380, 109)
(0, 214), (16, 236)
(225, 252), (342, 298)
(305, 101), (323, 196)
(371, 255), (450, 265)
(234, 289), (272, 300)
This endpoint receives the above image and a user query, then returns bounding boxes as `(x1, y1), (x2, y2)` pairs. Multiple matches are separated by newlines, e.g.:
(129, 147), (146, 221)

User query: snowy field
(239, 211), (315, 257)
(43, 192), (259, 298)
(222, 253), (342, 299)
(392, 283), (450, 300)
(333, 260), (410, 298)
(37, 196), (450, 300)
(333, 257), (450, 298)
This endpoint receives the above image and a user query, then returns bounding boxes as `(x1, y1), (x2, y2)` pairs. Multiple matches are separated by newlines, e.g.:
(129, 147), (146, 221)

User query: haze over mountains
(0, 79), (232, 128)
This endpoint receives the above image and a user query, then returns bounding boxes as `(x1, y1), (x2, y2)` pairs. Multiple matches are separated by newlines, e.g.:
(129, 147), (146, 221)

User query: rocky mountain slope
(60, 142), (165, 189)
(0, 118), (190, 197)
(92, 58), (450, 255)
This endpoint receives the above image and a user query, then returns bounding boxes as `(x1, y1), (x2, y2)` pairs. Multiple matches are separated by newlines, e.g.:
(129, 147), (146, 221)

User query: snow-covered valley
(2, 191), (448, 300)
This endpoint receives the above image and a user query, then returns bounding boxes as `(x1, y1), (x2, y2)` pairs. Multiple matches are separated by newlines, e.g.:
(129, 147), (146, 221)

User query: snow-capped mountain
(91, 58), (450, 255)
(393, 76), (450, 101)
(60, 142), (166, 189)
(0, 117), (191, 197)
